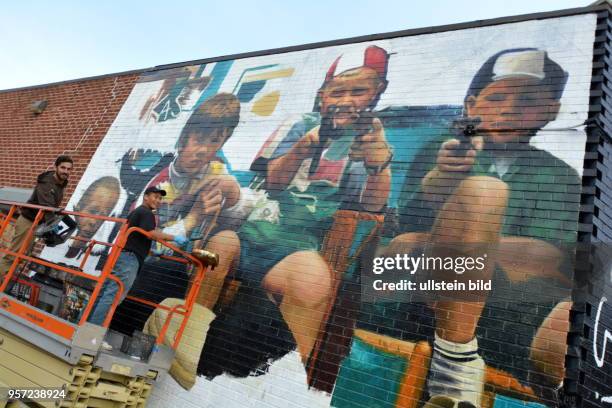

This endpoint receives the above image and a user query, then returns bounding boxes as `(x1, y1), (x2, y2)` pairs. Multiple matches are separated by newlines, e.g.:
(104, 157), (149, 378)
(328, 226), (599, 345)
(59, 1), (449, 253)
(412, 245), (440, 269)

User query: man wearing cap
(88, 186), (188, 327)
(380, 49), (579, 406)
(197, 45), (393, 378)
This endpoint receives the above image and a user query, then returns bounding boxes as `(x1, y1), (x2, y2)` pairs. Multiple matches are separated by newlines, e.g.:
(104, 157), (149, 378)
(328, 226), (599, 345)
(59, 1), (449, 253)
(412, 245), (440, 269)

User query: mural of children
(196, 45), (393, 378)
(382, 49), (577, 407)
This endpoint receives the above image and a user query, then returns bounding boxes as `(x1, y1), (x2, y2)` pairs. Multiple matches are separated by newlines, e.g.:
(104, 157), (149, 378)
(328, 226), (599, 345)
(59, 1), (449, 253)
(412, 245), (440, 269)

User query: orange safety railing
(0, 200), (211, 350)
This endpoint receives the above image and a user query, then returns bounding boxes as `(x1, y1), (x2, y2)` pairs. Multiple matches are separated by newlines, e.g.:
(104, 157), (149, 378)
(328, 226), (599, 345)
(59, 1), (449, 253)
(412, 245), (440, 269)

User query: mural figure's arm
(352, 118), (392, 212)
(266, 128), (319, 192)
(212, 174), (241, 209)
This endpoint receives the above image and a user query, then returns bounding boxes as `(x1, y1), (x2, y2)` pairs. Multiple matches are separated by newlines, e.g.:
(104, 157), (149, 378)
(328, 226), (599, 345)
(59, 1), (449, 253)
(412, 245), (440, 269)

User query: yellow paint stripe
(242, 68), (295, 83)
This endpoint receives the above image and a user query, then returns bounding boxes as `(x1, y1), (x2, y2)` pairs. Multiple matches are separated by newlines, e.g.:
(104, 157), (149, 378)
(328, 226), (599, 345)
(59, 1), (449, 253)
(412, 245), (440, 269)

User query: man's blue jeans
(88, 251), (140, 326)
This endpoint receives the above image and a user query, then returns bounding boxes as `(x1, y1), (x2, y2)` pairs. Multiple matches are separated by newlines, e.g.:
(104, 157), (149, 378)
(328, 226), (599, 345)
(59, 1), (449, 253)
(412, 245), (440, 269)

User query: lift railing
(0, 200), (213, 349)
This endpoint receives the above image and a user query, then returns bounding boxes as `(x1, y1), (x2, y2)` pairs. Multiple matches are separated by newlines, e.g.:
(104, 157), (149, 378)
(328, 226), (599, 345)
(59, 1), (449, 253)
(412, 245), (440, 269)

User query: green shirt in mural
(398, 138), (581, 243)
(472, 146), (580, 241)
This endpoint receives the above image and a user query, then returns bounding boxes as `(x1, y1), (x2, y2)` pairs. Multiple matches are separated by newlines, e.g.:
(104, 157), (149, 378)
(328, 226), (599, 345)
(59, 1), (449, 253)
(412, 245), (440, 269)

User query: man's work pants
(0, 215), (35, 280)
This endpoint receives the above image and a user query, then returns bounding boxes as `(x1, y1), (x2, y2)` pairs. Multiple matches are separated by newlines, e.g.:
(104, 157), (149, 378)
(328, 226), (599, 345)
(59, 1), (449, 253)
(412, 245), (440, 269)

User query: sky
(0, 0), (593, 90)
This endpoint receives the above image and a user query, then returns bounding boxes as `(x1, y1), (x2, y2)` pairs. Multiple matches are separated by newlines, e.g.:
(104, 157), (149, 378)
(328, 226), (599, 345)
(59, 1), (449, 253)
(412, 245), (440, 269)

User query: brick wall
(0, 73), (139, 201)
(0, 9), (604, 408)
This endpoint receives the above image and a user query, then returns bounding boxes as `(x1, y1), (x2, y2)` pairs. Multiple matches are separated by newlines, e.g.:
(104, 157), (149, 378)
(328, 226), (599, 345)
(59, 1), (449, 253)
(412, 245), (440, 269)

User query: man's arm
(149, 230), (176, 242)
(128, 208), (181, 244)
(31, 182), (63, 221)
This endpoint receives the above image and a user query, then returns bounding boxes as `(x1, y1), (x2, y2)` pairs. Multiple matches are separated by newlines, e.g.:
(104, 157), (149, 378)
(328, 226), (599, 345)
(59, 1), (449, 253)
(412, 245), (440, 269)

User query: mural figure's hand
(210, 175), (241, 208)
(182, 179), (225, 236)
(294, 129), (320, 160)
(351, 118), (391, 168)
(436, 136), (483, 173)
(188, 177), (225, 217)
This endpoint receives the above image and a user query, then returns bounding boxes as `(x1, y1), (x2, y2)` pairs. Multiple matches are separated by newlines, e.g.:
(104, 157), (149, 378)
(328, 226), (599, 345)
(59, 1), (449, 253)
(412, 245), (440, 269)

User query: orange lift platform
(0, 200), (218, 407)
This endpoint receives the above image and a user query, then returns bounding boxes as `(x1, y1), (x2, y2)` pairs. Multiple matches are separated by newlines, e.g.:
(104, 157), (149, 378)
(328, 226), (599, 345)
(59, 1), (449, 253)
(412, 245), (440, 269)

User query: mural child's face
(319, 67), (384, 128)
(73, 186), (119, 247)
(176, 128), (230, 175)
(465, 76), (561, 144)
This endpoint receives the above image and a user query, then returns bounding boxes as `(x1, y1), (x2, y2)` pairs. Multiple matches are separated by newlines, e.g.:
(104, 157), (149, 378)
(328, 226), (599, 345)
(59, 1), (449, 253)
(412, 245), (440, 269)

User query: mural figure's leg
(497, 235), (570, 397)
(427, 176), (508, 406)
(429, 176), (507, 341)
(497, 236), (567, 284)
(262, 250), (333, 364)
(389, 176), (508, 406)
(144, 230), (241, 390)
(384, 232), (430, 254)
(530, 300), (571, 388)
(196, 230), (240, 310)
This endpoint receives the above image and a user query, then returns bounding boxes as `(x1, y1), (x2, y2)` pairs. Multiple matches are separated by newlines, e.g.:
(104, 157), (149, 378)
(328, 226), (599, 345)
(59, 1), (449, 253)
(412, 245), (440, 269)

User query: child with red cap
(193, 45), (394, 379)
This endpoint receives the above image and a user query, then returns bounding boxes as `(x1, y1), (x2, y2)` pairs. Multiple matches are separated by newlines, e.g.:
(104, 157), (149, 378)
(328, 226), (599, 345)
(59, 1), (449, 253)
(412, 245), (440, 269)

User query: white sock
(427, 334), (485, 406)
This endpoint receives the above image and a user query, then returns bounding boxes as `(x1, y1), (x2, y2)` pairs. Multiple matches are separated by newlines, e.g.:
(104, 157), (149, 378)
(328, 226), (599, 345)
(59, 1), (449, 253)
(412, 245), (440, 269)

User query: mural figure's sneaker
(423, 396), (477, 408)
(426, 334), (485, 407)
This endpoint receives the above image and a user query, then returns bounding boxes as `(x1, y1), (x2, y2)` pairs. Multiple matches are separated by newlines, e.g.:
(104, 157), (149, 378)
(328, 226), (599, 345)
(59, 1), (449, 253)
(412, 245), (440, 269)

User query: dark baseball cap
(144, 186), (167, 196)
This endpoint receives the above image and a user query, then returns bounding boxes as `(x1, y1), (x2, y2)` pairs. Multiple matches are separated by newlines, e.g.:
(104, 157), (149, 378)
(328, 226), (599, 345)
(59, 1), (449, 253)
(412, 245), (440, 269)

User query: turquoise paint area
(378, 105), (461, 209)
(493, 395), (549, 408)
(331, 337), (408, 408)
(194, 60), (234, 107)
(384, 126), (441, 209)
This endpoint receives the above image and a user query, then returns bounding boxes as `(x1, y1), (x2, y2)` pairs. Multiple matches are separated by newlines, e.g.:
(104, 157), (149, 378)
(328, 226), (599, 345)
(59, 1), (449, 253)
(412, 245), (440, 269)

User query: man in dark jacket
(0, 155), (73, 279)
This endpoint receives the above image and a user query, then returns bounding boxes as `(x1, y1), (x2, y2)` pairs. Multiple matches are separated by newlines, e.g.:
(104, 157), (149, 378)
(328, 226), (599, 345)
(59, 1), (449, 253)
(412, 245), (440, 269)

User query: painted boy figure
(388, 49), (579, 407)
(197, 45), (393, 378)
(140, 92), (242, 242)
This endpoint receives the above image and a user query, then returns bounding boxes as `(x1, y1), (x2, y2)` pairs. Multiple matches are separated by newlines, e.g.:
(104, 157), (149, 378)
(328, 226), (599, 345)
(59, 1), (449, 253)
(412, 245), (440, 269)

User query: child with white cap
(384, 48), (577, 407)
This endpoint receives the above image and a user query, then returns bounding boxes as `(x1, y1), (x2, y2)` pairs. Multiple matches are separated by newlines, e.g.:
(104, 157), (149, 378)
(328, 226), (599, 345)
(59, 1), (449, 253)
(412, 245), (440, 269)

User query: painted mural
(43, 13), (597, 408)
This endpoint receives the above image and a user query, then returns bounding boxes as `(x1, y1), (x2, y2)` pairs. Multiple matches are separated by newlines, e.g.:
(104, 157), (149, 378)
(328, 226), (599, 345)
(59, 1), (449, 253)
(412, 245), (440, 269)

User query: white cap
(492, 50), (546, 81)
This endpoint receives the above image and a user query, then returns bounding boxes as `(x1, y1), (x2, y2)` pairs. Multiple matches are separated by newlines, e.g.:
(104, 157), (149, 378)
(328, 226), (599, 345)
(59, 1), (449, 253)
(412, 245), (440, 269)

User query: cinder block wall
(0, 7), (607, 408)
